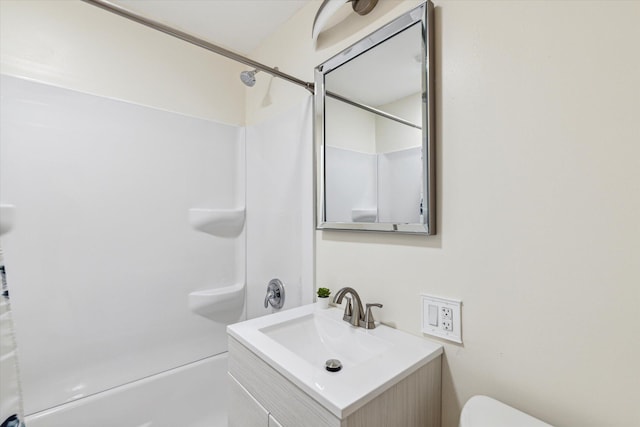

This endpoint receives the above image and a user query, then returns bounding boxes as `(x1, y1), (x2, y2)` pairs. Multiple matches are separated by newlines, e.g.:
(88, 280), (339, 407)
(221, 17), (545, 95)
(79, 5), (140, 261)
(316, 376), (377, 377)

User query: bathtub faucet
(332, 287), (383, 329)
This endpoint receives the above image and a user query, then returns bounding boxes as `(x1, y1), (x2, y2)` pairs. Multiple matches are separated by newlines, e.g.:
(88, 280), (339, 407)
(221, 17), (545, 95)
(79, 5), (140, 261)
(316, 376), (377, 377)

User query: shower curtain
(0, 246), (25, 427)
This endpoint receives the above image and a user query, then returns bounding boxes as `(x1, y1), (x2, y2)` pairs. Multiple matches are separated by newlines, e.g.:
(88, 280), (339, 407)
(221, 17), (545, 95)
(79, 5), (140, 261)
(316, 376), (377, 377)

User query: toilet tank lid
(459, 395), (553, 427)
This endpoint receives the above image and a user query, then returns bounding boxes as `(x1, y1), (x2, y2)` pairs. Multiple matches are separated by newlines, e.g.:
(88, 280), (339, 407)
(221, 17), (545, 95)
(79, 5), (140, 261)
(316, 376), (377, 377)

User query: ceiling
(110, 0), (313, 55)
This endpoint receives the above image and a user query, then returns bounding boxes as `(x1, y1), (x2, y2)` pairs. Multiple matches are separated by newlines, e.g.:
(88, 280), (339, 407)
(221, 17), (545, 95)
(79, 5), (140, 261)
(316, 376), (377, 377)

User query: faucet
(332, 287), (383, 329)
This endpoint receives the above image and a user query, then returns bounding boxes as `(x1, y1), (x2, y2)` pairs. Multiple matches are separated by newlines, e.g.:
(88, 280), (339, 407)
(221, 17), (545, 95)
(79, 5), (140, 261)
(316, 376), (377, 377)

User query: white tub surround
(0, 74), (245, 418)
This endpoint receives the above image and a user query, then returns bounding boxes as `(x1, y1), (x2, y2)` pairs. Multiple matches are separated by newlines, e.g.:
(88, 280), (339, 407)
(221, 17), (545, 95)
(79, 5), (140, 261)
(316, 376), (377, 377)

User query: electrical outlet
(421, 294), (462, 344)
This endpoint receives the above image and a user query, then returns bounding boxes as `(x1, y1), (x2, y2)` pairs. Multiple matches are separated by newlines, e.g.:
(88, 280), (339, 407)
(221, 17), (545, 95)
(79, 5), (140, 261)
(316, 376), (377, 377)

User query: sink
(227, 303), (443, 418)
(260, 312), (392, 368)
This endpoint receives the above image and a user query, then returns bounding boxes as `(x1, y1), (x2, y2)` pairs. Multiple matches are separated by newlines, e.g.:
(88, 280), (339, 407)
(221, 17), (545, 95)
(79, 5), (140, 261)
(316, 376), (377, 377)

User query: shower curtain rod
(326, 91), (422, 130)
(81, 0), (421, 130)
(80, 0), (314, 93)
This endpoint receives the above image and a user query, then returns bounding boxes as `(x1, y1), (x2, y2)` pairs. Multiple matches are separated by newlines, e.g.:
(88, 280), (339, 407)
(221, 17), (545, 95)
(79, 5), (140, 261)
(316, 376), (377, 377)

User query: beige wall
(326, 97), (377, 153)
(376, 92), (422, 153)
(250, 1), (640, 426)
(0, 0), (245, 124)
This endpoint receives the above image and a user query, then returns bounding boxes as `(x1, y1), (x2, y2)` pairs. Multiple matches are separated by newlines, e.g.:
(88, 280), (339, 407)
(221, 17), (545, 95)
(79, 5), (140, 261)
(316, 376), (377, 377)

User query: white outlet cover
(421, 294), (462, 343)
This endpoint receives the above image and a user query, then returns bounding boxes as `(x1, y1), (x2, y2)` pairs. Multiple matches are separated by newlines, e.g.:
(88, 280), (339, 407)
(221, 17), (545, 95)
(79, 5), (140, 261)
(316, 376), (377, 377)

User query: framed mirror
(314, 1), (435, 234)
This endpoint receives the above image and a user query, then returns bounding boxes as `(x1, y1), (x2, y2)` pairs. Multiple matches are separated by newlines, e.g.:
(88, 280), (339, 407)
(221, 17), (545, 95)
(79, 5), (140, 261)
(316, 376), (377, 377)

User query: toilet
(459, 395), (553, 427)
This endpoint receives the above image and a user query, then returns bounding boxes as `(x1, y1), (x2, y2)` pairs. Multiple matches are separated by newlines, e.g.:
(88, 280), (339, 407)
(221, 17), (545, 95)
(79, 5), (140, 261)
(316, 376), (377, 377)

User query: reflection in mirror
(315, 2), (434, 234)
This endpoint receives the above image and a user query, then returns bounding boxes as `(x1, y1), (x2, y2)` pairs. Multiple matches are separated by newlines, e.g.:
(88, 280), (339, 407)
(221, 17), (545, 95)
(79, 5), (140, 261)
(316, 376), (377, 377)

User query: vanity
(227, 303), (443, 427)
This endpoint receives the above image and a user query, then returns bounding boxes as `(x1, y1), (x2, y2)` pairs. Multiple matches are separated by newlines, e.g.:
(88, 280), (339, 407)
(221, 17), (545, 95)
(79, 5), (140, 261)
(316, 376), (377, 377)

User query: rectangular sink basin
(260, 313), (392, 368)
(228, 303), (442, 418)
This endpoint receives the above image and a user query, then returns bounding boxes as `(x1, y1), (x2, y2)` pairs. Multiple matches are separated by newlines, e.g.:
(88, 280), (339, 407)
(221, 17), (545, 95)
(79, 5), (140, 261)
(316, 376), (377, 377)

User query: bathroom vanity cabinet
(228, 337), (442, 427)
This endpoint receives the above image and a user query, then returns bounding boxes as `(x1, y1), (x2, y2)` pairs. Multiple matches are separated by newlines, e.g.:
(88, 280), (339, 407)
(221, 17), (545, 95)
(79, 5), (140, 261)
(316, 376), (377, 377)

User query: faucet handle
(342, 296), (353, 322)
(363, 303), (383, 329)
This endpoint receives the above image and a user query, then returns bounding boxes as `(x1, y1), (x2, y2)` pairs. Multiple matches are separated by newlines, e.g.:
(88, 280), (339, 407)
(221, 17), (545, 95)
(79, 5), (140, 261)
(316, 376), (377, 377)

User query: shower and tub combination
(0, 77), (312, 425)
(0, 1), (317, 425)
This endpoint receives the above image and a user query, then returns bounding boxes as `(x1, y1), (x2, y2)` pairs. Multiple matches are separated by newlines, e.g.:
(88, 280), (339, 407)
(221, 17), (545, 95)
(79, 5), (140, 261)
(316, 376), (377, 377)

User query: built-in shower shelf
(352, 208), (377, 223)
(189, 282), (245, 324)
(188, 208), (245, 237)
(0, 204), (16, 236)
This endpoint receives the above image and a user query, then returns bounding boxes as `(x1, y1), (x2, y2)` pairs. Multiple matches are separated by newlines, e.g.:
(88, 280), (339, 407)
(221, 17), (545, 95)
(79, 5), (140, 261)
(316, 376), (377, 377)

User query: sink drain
(325, 359), (342, 372)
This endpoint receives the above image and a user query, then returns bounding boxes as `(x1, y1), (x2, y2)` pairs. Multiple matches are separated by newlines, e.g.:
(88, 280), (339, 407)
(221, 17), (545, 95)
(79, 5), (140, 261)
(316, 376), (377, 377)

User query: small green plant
(317, 287), (331, 298)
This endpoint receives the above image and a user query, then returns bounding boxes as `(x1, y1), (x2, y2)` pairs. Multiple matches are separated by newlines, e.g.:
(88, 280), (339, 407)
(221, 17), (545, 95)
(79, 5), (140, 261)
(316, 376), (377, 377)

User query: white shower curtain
(0, 246), (25, 427)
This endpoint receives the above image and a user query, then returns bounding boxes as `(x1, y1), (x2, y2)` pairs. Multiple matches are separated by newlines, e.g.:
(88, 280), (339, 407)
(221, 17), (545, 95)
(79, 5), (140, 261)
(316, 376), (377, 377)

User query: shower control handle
(264, 291), (274, 308)
(264, 278), (285, 309)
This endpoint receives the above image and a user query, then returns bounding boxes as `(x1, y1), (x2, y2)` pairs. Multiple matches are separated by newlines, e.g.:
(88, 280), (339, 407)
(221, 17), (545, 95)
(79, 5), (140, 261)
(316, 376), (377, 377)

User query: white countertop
(227, 303), (443, 418)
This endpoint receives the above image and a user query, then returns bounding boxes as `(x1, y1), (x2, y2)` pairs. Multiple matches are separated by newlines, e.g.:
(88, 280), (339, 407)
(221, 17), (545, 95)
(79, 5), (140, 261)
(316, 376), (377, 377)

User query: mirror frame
(314, 1), (435, 235)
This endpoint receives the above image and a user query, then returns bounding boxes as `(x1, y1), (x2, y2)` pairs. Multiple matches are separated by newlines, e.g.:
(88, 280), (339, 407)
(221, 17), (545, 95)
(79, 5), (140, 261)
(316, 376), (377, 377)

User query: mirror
(314, 2), (435, 234)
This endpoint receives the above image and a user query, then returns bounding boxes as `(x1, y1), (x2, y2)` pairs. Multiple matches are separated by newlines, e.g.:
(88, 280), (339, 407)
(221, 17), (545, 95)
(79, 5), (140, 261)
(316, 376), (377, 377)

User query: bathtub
(25, 354), (228, 427)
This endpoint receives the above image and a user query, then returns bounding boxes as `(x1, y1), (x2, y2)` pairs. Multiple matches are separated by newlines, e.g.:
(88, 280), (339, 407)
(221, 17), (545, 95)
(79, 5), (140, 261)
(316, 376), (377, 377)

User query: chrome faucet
(332, 287), (383, 329)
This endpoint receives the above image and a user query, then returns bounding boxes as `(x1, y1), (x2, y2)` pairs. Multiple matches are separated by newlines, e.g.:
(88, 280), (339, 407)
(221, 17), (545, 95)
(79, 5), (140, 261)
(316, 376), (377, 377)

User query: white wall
(248, 1), (640, 426)
(0, 0), (245, 125)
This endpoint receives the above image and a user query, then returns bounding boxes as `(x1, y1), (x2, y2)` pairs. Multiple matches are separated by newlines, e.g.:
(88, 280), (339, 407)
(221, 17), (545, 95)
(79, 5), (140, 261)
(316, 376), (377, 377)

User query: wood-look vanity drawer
(228, 337), (341, 427)
(228, 373), (269, 427)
